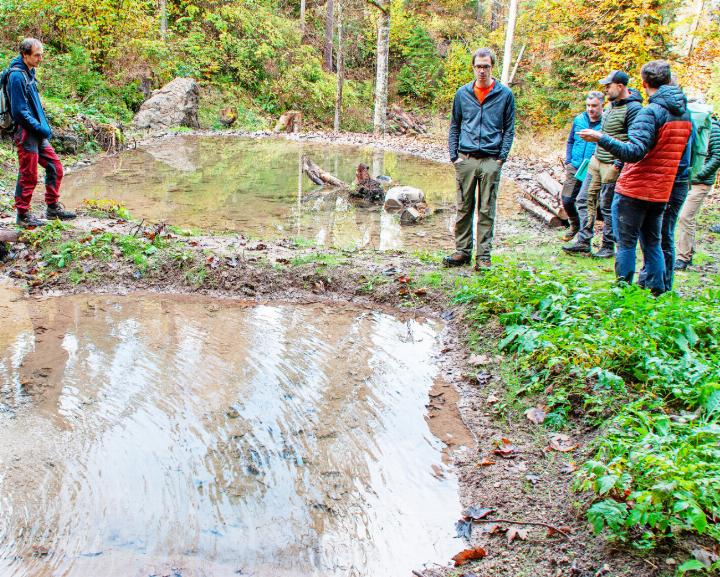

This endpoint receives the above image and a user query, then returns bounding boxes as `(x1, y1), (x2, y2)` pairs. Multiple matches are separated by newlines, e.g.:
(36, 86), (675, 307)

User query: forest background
(1, 0), (719, 148)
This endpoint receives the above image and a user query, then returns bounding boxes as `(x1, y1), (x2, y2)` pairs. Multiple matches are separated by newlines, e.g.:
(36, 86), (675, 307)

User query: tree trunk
(372, 5), (390, 135)
(518, 197), (562, 227)
(490, 0), (503, 31)
(500, 0), (518, 84)
(300, 0), (306, 37)
(323, 0), (334, 72)
(476, 0), (484, 21)
(334, 0), (344, 131)
(159, 0), (168, 40)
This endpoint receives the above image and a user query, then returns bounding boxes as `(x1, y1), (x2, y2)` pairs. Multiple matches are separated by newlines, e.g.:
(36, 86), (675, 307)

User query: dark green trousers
(453, 155), (502, 259)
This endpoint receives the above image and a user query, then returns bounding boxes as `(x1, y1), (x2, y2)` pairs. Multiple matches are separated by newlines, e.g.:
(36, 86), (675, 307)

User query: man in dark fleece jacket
(7, 38), (75, 227)
(444, 47), (515, 271)
(564, 71), (643, 257)
(580, 60), (692, 294)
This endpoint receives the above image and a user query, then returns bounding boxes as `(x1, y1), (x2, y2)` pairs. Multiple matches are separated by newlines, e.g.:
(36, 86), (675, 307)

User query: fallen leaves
(486, 391), (499, 405)
(468, 354), (491, 366)
(477, 458), (496, 467)
(506, 527), (528, 544)
(525, 407), (546, 424)
(547, 433), (579, 453)
(452, 546), (487, 566)
(493, 438), (518, 459)
(463, 506), (494, 521)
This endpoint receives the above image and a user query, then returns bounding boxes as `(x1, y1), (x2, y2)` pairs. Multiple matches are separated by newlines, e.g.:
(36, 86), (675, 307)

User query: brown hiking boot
(561, 225), (579, 242)
(474, 258), (492, 271)
(442, 252), (470, 267)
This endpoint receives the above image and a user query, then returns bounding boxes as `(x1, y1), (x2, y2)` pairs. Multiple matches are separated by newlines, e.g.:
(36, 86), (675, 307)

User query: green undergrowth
(453, 264), (720, 563)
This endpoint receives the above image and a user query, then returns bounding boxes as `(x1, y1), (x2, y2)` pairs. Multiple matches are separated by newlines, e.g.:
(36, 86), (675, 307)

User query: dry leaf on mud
(477, 458), (496, 467)
(455, 519), (473, 540)
(468, 354), (491, 366)
(479, 523), (504, 535)
(486, 392), (499, 405)
(493, 438), (518, 459)
(398, 286), (410, 296)
(547, 526), (573, 538)
(452, 546), (488, 566)
(560, 462), (578, 474)
(547, 433), (579, 453)
(463, 506), (495, 521)
(396, 275), (411, 284)
(413, 288), (428, 297)
(525, 407), (546, 424)
(507, 527), (529, 544)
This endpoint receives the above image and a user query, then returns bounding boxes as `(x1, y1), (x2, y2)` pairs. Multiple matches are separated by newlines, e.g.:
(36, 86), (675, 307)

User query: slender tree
(367, 0), (390, 134)
(501, 0), (518, 83)
(491, 0), (503, 31)
(300, 0), (306, 36)
(159, 0), (168, 39)
(324, 0), (335, 71)
(334, 0), (344, 131)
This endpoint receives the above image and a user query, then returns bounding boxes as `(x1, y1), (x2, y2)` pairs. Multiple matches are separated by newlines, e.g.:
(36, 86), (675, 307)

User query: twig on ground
(473, 518), (573, 539)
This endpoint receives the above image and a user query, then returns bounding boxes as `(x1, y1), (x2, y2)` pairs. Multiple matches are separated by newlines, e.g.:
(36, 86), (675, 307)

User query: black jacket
(448, 80), (515, 162)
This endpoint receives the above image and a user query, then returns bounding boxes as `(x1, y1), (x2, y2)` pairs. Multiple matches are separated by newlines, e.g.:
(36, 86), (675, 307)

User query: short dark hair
(471, 48), (496, 67)
(19, 38), (43, 55)
(641, 60), (672, 89)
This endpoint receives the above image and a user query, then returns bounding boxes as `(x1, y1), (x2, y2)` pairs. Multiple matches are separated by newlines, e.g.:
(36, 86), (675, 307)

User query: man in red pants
(7, 38), (75, 227)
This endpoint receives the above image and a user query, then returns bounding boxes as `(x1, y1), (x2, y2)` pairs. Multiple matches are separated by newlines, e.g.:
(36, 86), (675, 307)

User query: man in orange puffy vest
(579, 60), (692, 294)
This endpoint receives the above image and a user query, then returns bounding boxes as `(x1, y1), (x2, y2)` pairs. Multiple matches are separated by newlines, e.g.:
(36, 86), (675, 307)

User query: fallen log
(518, 197), (562, 228)
(537, 172), (563, 197)
(301, 155), (347, 188)
(524, 189), (568, 221)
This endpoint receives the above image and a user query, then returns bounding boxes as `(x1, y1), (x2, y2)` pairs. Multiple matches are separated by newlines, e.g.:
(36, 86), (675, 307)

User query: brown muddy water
(61, 136), (519, 251)
(0, 288), (466, 577)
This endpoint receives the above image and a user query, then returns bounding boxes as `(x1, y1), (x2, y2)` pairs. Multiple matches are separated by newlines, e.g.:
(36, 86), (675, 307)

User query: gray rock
(133, 77), (200, 130)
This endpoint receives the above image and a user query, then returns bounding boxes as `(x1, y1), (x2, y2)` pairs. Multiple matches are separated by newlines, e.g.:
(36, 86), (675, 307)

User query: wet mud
(0, 292), (470, 577)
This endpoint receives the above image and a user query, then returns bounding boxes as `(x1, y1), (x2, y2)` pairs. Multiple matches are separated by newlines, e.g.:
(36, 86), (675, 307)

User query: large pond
(0, 290), (465, 577)
(61, 136), (517, 251)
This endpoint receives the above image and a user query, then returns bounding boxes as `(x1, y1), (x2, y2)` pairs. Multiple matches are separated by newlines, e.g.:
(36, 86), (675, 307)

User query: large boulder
(133, 77), (200, 130)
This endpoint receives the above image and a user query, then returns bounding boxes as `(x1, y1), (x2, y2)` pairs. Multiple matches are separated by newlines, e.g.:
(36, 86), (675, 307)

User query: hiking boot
(674, 258), (691, 271)
(16, 212), (47, 228)
(474, 258), (492, 271)
(46, 202), (77, 220)
(562, 241), (591, 255)
(593, 246), (615, 259)
(442, 252), (470, 267)
(561, 224), (579, 242)
(710, 224), (720, 234)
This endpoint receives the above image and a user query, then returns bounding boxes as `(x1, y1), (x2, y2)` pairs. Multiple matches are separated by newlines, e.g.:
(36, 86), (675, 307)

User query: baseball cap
(599, 71), (630, 85)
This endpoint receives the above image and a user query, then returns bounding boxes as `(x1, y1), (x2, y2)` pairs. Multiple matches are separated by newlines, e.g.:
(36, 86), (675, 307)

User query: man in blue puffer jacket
(560, 91), (604, 241)
(7, 38), (75, 227)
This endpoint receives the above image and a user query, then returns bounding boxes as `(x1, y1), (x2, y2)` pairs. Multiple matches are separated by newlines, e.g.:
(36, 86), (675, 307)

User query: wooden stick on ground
(301, 155), (348, 188)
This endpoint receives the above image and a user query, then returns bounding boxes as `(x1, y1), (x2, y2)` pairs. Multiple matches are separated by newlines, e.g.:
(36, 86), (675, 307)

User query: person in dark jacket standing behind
(444, 47), (515, 270)
(579, 60), (692, 294)
(564, 71), (643, 257)
(7, 38), (75, 227)
(560, 91), (604, 242)
(675, 114), (720, 269)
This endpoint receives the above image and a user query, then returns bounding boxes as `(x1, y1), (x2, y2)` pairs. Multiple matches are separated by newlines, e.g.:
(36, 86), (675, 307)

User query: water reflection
(0, 295), (462, 577)
(61, 136), (459, 250)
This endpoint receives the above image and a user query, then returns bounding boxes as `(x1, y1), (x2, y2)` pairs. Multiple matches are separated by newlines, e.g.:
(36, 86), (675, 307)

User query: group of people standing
(445, 49), (719, 295)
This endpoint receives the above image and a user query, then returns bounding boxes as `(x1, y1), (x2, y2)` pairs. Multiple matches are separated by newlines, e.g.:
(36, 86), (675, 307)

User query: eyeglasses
(473, 64), (492, 70)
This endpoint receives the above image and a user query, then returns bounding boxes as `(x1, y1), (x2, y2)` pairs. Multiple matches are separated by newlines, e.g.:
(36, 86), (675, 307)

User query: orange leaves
(452, 546), (487, 566)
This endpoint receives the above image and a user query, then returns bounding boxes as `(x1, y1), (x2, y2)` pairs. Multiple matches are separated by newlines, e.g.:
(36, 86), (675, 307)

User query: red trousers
(14, 129), (63, 213)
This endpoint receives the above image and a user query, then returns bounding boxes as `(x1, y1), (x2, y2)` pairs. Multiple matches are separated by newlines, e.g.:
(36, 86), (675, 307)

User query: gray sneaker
(562, 241), (591, 254)
(593, 246), (615, 259)
(16, 212), (47, 228)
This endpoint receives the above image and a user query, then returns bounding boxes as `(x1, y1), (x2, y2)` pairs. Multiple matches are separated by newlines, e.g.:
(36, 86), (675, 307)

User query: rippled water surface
(0, 292), (462, 577)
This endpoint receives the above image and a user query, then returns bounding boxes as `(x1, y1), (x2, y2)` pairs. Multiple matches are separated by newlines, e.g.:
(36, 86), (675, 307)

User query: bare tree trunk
(476, 0), (484, 21)
(323, 0), (334, 72)
(300, 0), (306, 36)
(159, 0), (168, 39)
(490, 0), (502, 31)
(334, 0), (344, 131)
(372, 3), (390, 135)
(501, 0), (518, 84)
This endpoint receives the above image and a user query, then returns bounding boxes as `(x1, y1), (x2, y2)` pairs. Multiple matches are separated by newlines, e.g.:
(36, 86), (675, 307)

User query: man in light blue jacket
(560, 91), (604, 242)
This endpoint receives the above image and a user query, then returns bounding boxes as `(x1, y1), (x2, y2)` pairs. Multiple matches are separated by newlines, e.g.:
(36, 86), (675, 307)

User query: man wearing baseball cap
(564, 70), (643, 257)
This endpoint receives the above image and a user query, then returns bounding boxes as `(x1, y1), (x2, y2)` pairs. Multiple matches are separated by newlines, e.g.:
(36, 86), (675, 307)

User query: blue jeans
(612, 193), (667, 293)
(638, 180), (689, 292)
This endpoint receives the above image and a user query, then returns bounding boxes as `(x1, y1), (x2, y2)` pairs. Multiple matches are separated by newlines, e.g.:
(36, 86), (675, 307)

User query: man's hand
(579, 129), (602, 142)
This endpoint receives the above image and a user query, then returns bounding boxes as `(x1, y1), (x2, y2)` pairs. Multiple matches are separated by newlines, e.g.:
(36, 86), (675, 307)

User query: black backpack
(0, 66), (29, 137)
